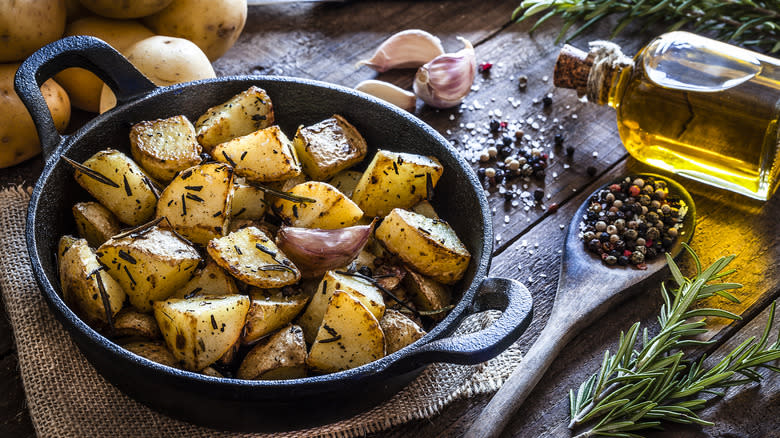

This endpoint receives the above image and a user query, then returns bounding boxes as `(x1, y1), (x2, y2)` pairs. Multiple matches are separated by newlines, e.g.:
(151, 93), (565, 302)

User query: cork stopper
(553, 44), (593, 97)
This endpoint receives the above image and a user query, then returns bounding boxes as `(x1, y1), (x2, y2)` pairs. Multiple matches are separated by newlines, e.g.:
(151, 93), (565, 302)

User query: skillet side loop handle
(14, 35), (156, 159)
(390, 277), (533, 372)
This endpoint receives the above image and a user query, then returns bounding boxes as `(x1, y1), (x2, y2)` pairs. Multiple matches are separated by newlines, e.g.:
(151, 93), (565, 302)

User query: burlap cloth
(0, 185), (524, 437)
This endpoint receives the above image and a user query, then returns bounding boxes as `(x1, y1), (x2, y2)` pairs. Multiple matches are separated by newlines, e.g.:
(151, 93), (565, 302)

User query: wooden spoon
(465, 174), (696, 438)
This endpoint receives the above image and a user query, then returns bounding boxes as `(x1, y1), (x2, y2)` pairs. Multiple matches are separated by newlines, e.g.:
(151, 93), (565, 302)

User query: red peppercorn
(500, 121), (508, 129)
(609, 184), (621, 192)
(479, 62), (493, 73)
(645, 239), (654, 247)
(548, 202), (559, 213)
(629, 185), (641, 197)
(624, 250), (633, 257)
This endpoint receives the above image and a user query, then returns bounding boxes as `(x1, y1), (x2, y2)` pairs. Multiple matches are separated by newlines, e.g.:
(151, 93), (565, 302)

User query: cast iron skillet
(16, 36), (533, 432)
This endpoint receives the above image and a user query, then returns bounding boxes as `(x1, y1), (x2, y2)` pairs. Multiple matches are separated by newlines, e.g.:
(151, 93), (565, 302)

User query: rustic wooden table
(2, 1), (778, 437)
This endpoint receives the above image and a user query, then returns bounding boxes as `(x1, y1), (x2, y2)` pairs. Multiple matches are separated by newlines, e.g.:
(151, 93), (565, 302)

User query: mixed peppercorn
(580, 176), (687, 269)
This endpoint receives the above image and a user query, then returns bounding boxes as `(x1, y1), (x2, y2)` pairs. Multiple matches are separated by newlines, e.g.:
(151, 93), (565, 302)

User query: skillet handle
(388, 277), (533, 373)
(14, 35), (156, 160)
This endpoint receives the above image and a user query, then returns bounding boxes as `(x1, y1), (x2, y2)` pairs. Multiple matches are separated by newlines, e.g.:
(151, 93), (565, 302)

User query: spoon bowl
(465, 173), (695, 438)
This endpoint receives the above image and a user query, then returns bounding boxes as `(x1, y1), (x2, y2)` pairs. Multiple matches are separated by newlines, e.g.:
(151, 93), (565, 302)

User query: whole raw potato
(0, 0), (67, 62)
(99, 36), (215, 113)
(78, 0), (174, 19)
(143, 0), (247, 61)
(55, 17), (154, 112)
(0, 64), (71, 168)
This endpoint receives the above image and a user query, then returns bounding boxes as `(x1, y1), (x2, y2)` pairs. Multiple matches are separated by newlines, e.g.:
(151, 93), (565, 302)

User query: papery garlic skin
(355, 79), (417, 112)
(413, 37), (476, 109)
(356, 29), (445, 72)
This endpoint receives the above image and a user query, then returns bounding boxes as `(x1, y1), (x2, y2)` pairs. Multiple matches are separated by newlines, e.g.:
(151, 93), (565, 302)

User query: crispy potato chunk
(375, 208), (470, 285)
(327, 170), (363, 198)
(154, 294), (250, 371)
(113, 308), (162, 339)
(129, 115), (202, 182)
(97, 226), (201, 312)
(72, 149), (158, 225)
(307, 291), (385, 373)
(380, 309), (426, 354)
(237, 324), (307, 380)
(351, 150), (443, 217)
(402, 268), (452, 322)
(231, 183), (267, 220)
(207, 226), (301, 288)
(242, 288), (309, 345)
(272, 181), (363, 229)
(124, 341), (179, 368)
(172, 259), (239, 299)
(298, 270), (384, 344)
(72, 201), (121, 248)
(156, 162), (234, 245)
(292, 115), (367, 180)
(195, 86), (274, 153)
(214, 125), (301, 183)
(59, 238), (126, 325)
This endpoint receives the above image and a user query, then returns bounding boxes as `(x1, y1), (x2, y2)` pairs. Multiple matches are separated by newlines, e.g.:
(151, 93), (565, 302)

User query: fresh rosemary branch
(513, 0), (780, 53)
(569, 244), (780, 437)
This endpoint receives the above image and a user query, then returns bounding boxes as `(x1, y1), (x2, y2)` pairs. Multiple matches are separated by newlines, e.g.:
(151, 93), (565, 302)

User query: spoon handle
(464, 311), (577, 438)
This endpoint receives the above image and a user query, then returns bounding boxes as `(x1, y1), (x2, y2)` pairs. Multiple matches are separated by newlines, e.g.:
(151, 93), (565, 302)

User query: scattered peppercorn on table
(2, 1), (779, 437)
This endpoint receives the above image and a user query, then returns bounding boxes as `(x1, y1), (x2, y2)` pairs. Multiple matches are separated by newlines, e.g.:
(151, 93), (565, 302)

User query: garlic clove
(356, 29), (445, 73)
(413, 37), (476, 109)
(355, 80), (417, 112)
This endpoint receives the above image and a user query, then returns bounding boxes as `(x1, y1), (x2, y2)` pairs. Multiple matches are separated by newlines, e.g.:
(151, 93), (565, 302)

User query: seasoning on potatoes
(292, 115), (368, 180)
(307, 290), (385, 373)
(272, 181), (363, 229)
(129, 115), (202, 183)
(154, 294), (250, 371)
(237, 324), (307, 380)
(380, 309), (426, 354)
(327, 170), (363, 198)
(72, 201), (122, 248)
(375, 208), (470, 285)
(351, 150), (443, 217)
(68, 149), (158, 226)
(97, 225), (201, 312)
(171, 259), (239, 299)
(207, 226), (301, 288)
(242, 288), (309, 345)
(231, 182), (268, 220)
(156, 162), (234, 245)
(194, 85), (275, 153)
(213, 125), (301, 183)
(402, 268), (451, 322)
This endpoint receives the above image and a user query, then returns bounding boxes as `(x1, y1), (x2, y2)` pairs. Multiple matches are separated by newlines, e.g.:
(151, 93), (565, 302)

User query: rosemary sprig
(514, 0), (780, 53)
(569, 244), (780, 437)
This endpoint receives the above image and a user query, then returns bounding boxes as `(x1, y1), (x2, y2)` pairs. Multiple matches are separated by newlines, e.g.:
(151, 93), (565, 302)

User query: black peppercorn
(477, 168), (486, 178)
(565, 146), (575, 156)
(554, 134), (564, 147)
(489, 119), (501, 132)
(502, 136), (513, 146)
(494, 169), (505, 183)
(617, 255), (630, 266)
(533, 188), (544, 201)
(586, 166), (597, 176)
(542, 95), (553, 107)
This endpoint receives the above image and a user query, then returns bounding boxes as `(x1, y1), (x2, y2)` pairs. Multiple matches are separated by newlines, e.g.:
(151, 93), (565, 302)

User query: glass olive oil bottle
(555, 32), (780, 200)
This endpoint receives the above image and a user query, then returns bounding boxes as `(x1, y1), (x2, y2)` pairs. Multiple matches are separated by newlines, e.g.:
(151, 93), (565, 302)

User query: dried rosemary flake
(184, 287), (203, 299)
(186, 193), (205, 203)
(123, 175), (133, 196)
(255, 243), (277, 258)
(259, 264), (296, 274)
(117, 250), (137, 264)
(222, 150), (237, 167)
(112, 217), (165, 240)
(318, 335), (342, 344)
(184, 185), (203, 191)
(62, 156), (120, 188)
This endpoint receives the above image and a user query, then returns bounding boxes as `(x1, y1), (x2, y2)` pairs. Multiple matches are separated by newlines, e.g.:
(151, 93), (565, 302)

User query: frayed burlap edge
(0, 185), (523, 438)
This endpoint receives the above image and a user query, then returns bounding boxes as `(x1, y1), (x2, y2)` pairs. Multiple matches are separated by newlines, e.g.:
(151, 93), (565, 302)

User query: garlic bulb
(413, 37), (476, 109)
(356, 29), (445, 72)
(355, 80), (417, 112)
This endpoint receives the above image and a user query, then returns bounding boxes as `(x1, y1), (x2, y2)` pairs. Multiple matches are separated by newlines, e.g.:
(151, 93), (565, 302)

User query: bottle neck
(584, 41), (634, 106)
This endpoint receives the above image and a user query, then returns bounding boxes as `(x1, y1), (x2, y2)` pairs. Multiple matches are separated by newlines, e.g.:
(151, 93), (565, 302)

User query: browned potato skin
(143, 0), (247, 61)
(129, 115), (202, 182)
(79, 0), (174, 18)
(195, 86), (275, 153)
(72, 201), (122, 248)
(380, 309), (426, 354)
(124, 341), (179, 368)
(293, 115), (367, 181)
(402, 268), (452, 322)
(237, 324), (307, 380)
(0, 0), (66, 62)
(113, 308), (162, 339)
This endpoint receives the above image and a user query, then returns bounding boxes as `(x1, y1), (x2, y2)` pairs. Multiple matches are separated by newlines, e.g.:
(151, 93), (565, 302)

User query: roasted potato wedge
(411, 200), (439, 219)
(113, 308), (162, 340)
(194, 86), (274, 152)
(237, 324), (307, 380)
(242, 288), (309, 345)
(172, 259), (239, 299)
(380, 309), (426, 354)
(298, 270), (385, 343)
(72, 201), (121, 248)
(129, 115), (202, 183)
(59, 238), (126, 325)
(214, 125), (301, 183)
(272, 181), (363, 229)
(97, 226), (201, 312)
(156, 162), (234, 245)
(207, 226), (301, 288)
(375, 208), (470, 285)
(124, 341), (179, 368)
(231, 183), (267, 220)
(351, 150), (443, 217)
(327, 170), (363, 198)
(307, 291), (385, 373)
(402, 268), (452, 322)
(154, 294), (250, 371)
(292, 115), (367, 180)
(71, 149), (158, 226)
